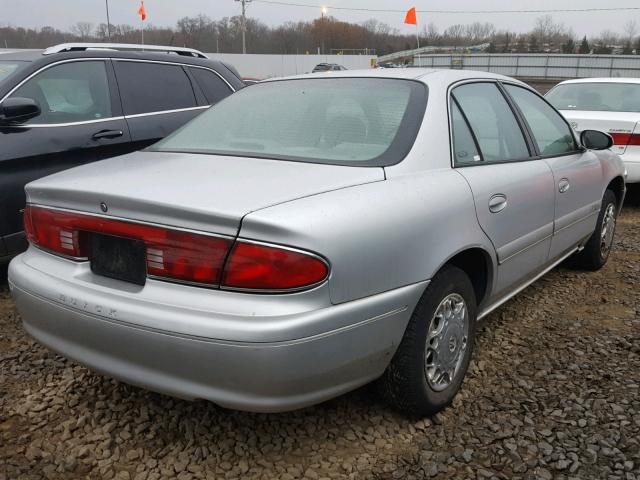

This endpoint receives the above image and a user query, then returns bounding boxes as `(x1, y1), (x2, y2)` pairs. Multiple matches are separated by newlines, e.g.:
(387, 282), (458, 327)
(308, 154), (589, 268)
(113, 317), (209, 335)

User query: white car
(546, 78), (640, 183)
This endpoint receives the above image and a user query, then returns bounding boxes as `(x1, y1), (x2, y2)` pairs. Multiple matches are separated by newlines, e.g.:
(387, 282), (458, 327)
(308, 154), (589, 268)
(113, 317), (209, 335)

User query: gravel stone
(1, 194), (640, 480)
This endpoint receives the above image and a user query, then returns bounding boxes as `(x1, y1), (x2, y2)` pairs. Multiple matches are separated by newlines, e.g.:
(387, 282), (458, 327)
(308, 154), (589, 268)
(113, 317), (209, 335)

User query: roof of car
(1, 48), (222, 69)
(269, 68), (526, 85)
(0, 50), (43, 62)
(557, 77), (640, 85)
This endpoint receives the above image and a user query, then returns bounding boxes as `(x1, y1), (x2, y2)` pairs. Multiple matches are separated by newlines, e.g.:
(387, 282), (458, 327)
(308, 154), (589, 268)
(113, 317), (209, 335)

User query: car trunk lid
(560, 110), (640, 155)
(25, 151), (385, 236)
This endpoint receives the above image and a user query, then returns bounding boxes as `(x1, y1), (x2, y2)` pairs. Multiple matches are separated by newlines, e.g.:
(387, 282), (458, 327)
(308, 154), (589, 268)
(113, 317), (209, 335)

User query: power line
(253, 0), (640, 15)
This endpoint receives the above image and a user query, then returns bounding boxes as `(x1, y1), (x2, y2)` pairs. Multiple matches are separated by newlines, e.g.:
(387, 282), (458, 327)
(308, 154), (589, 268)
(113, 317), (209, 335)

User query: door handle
(488, 194), (507, 213)
(92, 129), (123, 140)
(558, 178), (570, 193)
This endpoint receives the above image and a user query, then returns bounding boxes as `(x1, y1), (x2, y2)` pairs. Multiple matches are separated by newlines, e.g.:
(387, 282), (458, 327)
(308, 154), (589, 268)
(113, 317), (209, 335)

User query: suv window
(10, 61), (111, 125)
(452, 83), (529, 162)
(114, 61), (196, 115)
(451, 100), (481, 165)
(504, 84), (577, 156)
(188, 67), (232, 105)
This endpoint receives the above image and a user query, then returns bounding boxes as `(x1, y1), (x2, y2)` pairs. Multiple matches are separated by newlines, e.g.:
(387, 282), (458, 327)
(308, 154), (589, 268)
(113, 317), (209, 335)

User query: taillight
(24, 206), (232, 285)
(610, 133), (640, 147)
(24, 206), (329, 291)
(24, 206), (89, 258)
(222, 241), (329, 291)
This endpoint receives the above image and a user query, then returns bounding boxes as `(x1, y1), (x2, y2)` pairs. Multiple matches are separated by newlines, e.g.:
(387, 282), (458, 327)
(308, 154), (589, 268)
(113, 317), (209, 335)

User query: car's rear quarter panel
(240, 168), (496, 305)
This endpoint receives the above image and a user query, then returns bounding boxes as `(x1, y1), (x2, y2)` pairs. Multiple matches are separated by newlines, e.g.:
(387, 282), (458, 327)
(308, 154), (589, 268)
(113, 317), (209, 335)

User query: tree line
(2, 15), (640, 56)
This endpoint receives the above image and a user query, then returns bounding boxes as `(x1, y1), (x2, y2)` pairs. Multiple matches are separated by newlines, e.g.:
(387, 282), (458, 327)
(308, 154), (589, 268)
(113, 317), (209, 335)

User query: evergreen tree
(635, 37), (640, 54)
(487, 42), (496, 53)
(562, 38), (576, 54)
(579, 36), (590, 54)
(623, 42), (633, 55)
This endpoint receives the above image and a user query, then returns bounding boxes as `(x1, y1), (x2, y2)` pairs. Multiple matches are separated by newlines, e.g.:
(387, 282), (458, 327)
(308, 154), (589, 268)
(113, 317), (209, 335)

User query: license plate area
(90, 233), (146, 286)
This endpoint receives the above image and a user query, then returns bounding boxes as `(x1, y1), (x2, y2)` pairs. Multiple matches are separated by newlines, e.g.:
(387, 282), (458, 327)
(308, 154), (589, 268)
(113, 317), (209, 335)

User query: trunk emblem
(100, 202), (108, 213)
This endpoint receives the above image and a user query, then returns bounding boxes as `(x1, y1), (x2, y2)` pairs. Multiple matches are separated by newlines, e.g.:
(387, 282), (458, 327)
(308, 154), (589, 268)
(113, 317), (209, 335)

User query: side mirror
(580, 130), (613, 150)
(0, 97), (41, 124)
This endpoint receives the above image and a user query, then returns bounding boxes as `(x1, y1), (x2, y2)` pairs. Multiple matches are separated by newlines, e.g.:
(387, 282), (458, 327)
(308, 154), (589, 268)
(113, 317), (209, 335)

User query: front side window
(151, 78), (427, 167)
(505, 84), (577, 156)
(546, 82), (640, 113)
(9, 61), (111, 125)
(452, 83), (530, 163)
(114, 61), (197, 115)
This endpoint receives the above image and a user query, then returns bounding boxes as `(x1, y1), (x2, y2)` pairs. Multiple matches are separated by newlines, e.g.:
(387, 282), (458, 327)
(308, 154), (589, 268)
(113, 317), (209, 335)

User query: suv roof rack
(43, 43), (207, 58)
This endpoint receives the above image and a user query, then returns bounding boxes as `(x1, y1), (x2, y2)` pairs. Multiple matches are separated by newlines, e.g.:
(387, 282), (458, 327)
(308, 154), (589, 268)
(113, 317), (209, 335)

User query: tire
(572, 189), (618, 271)
(378, 265), (477, 417)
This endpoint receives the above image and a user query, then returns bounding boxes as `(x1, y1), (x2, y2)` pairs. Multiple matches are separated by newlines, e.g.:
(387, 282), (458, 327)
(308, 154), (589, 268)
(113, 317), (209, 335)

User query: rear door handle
(558, 178), (570, 193)
(92, 129), (123, 140)
(489, 194), (507, 213)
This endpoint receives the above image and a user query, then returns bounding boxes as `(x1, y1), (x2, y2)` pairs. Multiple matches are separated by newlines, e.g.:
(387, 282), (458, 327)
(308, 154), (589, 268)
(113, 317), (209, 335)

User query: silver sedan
(9, 69), (626, 416)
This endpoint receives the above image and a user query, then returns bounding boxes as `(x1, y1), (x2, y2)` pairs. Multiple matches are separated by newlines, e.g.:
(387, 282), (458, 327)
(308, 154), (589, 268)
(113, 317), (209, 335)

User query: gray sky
(1, 0), (639, 38)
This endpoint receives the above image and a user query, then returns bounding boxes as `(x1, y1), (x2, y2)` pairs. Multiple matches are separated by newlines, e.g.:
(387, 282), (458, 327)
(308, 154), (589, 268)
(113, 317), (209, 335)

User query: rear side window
(504, 84), (577, 156)
(451, 101), (481, 165)
(114, 61), (196, 115)
(189, 67), (232, 105)
(452, 83), (529, 163)
(10, 60), (111, 125)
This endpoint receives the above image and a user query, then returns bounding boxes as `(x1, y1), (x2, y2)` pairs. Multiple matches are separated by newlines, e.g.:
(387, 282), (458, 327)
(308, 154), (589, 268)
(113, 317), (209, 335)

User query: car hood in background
(25, 151), (385, 236)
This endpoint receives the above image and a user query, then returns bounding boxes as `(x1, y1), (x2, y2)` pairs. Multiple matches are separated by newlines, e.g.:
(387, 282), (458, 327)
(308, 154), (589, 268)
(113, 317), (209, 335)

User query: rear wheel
(378, 265), (476, 417)
(572, 189), (618, 271)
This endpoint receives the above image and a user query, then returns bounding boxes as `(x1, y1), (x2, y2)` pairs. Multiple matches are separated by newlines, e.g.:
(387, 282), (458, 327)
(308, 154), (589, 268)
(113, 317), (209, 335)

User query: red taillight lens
(222, 242), (329, 291)
(25, 206), (329, 291)
(24, 206), (89, 258)
(610, 133), (640, 147)
(24, 206), (232, 285)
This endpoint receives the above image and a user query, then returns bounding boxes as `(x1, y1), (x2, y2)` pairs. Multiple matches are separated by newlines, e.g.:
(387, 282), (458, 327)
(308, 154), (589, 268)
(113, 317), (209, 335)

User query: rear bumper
(621, 150), (640, 183)
(9, 248), (425, 412)
(624, 159), (640, 183)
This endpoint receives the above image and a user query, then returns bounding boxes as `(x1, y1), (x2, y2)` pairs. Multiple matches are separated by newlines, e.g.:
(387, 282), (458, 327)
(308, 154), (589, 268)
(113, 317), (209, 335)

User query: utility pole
(321, 6), (327, 55)
(105, 0), (112, 40)
(235, 0), (252, 54)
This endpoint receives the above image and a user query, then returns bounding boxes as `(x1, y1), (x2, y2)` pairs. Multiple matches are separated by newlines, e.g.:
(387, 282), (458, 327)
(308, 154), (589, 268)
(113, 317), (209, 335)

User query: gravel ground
(1, 195), (639, 480)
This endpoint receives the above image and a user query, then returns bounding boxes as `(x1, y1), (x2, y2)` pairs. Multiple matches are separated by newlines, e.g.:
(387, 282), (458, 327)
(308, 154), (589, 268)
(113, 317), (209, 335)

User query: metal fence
(414, 54), (640, 79)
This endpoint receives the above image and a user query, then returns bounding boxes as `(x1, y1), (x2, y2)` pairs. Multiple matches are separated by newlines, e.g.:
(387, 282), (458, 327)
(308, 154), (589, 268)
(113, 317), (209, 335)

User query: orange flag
(404, 7), (417, 25)
(138, 1), (147, 21)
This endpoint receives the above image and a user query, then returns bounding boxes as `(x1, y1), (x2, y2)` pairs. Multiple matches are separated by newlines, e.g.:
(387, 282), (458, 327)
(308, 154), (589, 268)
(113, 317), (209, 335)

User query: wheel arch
(436, 246), (495, 310)
(606, 175), (625, 212)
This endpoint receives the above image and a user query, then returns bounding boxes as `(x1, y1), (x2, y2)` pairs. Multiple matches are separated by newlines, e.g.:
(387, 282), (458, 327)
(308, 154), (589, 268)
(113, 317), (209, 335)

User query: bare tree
(624, 20), (637, 43)
(70, 22), (94, 40)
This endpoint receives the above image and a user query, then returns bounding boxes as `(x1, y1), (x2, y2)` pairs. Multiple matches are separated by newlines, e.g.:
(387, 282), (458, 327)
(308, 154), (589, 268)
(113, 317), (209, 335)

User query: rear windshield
(0, 61), (28, 83)
(151, 78), (427, 167)
(546, 82), (640, 112)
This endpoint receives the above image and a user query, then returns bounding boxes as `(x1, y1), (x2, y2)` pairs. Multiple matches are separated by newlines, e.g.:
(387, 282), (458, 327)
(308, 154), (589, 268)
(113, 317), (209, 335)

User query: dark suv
(0, 43), (244, 262)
